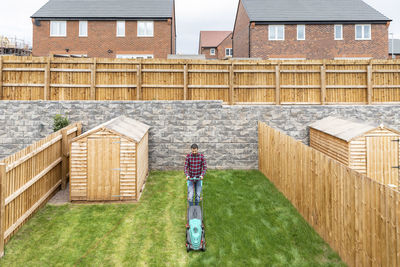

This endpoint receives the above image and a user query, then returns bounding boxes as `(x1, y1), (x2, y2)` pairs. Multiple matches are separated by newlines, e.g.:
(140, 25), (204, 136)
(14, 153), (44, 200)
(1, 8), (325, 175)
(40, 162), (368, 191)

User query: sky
(0, 0), (399, 54)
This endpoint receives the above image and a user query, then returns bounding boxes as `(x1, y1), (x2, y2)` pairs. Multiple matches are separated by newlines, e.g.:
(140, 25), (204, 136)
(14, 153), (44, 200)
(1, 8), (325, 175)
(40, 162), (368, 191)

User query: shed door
(366, 136), (399, 186)
(87, 137), (120, 200)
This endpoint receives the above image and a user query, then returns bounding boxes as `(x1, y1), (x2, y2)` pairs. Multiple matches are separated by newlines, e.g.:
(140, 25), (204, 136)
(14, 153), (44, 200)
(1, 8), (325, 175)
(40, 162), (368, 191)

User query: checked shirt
(184, 153), (207, 178)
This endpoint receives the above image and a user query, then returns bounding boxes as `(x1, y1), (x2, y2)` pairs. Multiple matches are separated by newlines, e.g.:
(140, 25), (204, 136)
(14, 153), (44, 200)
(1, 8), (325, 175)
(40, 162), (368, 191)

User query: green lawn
(0, 170), (345, 266)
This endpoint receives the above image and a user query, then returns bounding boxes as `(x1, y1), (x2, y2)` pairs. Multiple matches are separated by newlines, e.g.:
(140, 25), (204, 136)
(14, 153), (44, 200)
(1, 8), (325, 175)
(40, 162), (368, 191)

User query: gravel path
(48, 184), (69, 205)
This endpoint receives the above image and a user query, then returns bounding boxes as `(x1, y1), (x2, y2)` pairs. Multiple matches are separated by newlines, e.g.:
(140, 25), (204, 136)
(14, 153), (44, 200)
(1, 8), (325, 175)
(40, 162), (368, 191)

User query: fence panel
(258, 121), (400, 267)
(1, 56), (400, 104)
(0, 122), (82, 257)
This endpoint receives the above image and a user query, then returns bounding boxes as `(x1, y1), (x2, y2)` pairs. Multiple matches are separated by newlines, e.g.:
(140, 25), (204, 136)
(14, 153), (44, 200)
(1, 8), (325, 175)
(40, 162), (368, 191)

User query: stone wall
(1, 101), (400, 170)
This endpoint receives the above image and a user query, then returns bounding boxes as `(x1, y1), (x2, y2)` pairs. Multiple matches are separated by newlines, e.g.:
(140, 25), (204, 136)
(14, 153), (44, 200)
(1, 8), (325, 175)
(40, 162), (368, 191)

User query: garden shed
(69, 116), (150, 201)
(309, 117), (400, 187)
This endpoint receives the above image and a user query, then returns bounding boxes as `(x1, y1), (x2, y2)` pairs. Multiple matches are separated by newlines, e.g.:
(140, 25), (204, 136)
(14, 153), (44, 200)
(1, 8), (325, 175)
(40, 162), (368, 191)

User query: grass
(0, 170), (345, 266)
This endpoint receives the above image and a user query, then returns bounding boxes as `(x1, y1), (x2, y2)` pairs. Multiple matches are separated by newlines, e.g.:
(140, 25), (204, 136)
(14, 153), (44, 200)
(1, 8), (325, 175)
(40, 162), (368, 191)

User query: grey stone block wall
(1, 101), (400, 170)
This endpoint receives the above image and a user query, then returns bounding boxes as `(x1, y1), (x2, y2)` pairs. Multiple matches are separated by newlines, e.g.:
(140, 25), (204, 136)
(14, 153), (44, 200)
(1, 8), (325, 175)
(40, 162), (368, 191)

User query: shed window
(355, 24), (371, 40)
(297, 25), (305, 40)
(50, 21), (66, 37)
(138, 21), (154, 37)
(334, 24), (343, 40)
(79, 21), (88, 37)
(117, 21), (125, 37)
(269, 25), (284, 40)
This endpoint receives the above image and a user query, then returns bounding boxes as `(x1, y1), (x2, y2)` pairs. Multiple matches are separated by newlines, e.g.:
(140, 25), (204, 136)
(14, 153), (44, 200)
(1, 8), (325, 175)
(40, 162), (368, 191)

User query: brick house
(389, 39), (400, 59)
(233, 0), (391, 59)
(31, 0), (176, 58)
(198, 31), (232, 59)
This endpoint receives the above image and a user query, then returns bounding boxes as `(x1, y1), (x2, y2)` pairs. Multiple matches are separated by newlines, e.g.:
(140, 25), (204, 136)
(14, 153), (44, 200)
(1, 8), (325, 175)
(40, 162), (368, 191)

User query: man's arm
(184, 155), (190, 178)
(200, 155), (207, 178)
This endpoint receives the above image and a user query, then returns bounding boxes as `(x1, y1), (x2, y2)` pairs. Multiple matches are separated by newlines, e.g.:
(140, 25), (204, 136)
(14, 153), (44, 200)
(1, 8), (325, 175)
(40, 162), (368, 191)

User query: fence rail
(258, 122), (400, 267)
(0, 122), (82, 257)
(1, 56), (400, 104)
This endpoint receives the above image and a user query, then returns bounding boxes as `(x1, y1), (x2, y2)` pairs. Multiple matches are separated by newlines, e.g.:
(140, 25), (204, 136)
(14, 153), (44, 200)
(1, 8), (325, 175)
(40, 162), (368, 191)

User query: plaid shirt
(184, 153), (207, 178)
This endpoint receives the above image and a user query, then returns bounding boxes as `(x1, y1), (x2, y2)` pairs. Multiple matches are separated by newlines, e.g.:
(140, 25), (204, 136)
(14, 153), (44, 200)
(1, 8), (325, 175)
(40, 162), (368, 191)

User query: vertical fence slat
(61, 129), (68, 190)
(137, 63), (142, 100)
(367, 63), (373, 104)
(0, 163), (5, 258)
(44, 57), (50, 100)
(229, 63), (234, 105)
(183, 64), (188, 100)
(90, 58), (97, 100)
(275, 64), (280, 105)
(321, 64), (326, 104)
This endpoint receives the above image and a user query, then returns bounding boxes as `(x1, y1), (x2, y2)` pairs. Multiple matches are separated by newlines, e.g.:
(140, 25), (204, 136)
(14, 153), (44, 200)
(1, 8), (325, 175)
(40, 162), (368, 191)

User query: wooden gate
(87, 137), (120, 200)
(367, 136), (399, 186)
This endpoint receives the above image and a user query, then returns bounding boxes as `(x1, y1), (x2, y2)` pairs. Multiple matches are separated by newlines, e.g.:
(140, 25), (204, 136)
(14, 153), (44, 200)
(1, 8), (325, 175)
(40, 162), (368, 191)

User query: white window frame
(269, 25), (285, 41)
(355, 24), (371, 40)
(210, 48), (216, 55)
(79, 21), (88, 37)
(50, 21), (67, 37)
(116, 21), (125, 37)
(116, 54), (154, 59)
(137, 21), (154, 37)
(297, 25), (305, 40)
(225, 48), (233, 57)
(334, 24), (343, 40)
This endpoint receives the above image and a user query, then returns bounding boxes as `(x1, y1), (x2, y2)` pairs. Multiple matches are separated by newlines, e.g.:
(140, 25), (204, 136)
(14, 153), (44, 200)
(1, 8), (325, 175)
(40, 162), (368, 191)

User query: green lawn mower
(186, 177), (206, 252)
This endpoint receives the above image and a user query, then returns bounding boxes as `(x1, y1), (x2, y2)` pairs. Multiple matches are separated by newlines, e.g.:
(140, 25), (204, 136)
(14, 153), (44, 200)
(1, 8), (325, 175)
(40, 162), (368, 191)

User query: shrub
(53, 114), (70, 132)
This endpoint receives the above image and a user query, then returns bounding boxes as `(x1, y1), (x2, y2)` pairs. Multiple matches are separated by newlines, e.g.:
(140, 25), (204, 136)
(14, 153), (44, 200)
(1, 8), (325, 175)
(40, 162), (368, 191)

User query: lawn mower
(186, 176), (206, 252)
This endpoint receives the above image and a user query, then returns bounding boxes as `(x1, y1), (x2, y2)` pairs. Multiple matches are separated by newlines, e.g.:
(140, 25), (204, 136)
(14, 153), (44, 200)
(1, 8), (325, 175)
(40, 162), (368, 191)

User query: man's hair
(191, 143), (198, 149)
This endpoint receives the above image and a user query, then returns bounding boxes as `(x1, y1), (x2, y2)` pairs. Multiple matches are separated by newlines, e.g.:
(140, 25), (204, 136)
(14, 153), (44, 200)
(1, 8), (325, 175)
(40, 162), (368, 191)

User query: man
(184, 144), (207, 206)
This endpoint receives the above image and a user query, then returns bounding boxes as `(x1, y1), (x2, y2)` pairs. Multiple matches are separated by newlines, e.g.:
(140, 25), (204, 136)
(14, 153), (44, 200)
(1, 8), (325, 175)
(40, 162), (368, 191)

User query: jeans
(187, 180), (202, 206)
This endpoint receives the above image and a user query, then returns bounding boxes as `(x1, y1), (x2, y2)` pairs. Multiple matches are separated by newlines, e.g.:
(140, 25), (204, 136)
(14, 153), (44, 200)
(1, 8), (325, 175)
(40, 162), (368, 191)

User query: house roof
(73, 116), (150, 143)
(199, 31), (232, 48)
(309, 116), (399, 142)
(32, 0), (173, 19)
(389, 39), (400, 54)
(241, 0), (390, 22)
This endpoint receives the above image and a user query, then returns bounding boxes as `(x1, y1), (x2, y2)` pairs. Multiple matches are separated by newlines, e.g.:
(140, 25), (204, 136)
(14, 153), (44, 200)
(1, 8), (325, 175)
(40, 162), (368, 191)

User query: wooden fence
(1, 56), (400, 104)
(258, 122), (400, 267)
(0, 122), (82, 257)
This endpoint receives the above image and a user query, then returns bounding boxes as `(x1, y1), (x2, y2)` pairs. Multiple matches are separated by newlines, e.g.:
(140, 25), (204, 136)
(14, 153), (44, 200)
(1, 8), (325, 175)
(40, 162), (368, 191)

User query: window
(225, 48), (233, 57)
(79, 21), (88, 37)
(137, 21), (154, 37)
(355, 24), (371, 40)
(269, 25), (284, 40)
(116, 21), (125, 37)
(210, 48), (216, 55)
(297, 25), (305, 40)
(116, 54), (154, 59)
(334, 24), (343, 40)
(50, 21), (66, 37)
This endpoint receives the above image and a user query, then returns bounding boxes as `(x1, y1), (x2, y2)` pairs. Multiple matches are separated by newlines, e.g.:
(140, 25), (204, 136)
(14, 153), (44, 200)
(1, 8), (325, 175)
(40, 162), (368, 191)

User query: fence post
(77, 122), (82, 136)
(61, 129), (68, 190)
(137, 62), (142, 100)
(275, 64), (280, 105)
(367, 62), (373, 105)
(90, 58), (97, 100)
(183, 64), (188, 100)
(229, 63), (234, 105)
(0, 56), (3, 100)
(0, 163), (5, 258)
(321, 62), (326, 105)
(44, 56), (50, 100)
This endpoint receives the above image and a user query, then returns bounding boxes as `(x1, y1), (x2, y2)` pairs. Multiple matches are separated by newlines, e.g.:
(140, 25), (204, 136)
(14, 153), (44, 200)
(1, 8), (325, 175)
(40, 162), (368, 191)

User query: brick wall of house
(232, 0), (250, 58)
(32, 20), (174, 58)
(250, 24), (389, 59)
(217, 33), (233, 59)
(200, 47), (218, 59)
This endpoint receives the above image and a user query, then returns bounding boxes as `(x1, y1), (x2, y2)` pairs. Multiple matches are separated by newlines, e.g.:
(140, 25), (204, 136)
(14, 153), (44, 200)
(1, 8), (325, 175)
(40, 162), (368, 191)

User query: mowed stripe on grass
(0, 170), (345, 266)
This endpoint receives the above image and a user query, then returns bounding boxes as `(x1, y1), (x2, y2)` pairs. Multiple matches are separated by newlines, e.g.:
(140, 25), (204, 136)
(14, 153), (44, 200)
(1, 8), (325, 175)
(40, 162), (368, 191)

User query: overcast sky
(0, 0), (399, 54)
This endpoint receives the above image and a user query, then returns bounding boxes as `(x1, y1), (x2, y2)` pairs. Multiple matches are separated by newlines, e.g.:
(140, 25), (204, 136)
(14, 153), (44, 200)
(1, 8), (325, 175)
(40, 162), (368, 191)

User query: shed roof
(74, 116), (150, 143)
(32, 0), (173, 19)
(309, 117), (400, 142)
(389, 39), (400, 54)
(241, 0), (390, 22)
